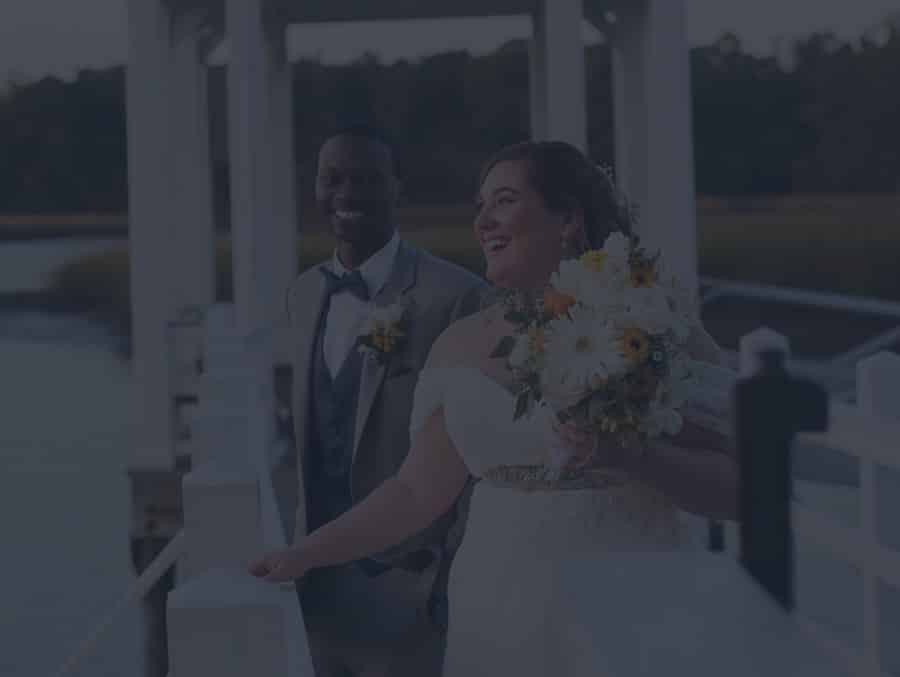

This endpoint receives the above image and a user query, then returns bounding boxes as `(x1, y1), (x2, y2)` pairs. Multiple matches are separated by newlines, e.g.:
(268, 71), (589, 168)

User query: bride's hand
(247, 545), (313, 582)
(550, 419), (626, 470)
(551, 419), (592, 466)
(553, 421), (622, 469)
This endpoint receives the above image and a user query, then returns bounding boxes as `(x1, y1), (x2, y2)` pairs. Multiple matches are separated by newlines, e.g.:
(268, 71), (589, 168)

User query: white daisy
(550, 258), (592, 301)
(639, 396), (684, 437)
(603, 231), (630, 263)
(541, 306), (625, 410)
(618, 286), (690, 340)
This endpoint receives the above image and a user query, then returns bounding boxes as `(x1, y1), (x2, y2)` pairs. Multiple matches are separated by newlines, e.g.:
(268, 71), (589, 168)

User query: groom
(284, 123), (485, 677)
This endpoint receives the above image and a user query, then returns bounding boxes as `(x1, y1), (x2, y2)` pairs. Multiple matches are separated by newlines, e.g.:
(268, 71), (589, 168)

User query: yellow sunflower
(580, 249), (608, 272)
(371, 322), (404, 353)
(629, 262), (657, 288)
(620, 327), (651, 364)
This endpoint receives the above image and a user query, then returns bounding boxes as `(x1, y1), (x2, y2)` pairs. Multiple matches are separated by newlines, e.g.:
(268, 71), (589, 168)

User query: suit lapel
(292, 266), (330, 482)
(352, 241), (418, 459)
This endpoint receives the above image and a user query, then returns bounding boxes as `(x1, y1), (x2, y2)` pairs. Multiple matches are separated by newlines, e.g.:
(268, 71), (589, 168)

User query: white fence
(730, 328), (900, 677)
(169, 316), (899, 677)
(52, 306), (900, 677)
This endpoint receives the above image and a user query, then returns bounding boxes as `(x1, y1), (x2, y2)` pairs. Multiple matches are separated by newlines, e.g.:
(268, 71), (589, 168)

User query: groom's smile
(316, 129), (399, 268)
(334, 208), (365, 222)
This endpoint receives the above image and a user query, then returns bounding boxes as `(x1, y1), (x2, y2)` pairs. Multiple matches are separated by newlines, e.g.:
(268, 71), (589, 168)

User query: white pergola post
(226, 0), (298, 336)
(169, 12), (217, 310)
(528, 15), (548, 142)
(530, 0), (588, 151)
(125, 0), (177, 468)
(268, 27), (300, 320)
(611, 0), (698, 298)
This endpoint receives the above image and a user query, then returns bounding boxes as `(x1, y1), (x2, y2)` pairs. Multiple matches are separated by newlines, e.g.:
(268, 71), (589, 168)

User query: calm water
(0, 237), (142, 677)
(0, 237), (122, 291)
(0, 238), (896, 676)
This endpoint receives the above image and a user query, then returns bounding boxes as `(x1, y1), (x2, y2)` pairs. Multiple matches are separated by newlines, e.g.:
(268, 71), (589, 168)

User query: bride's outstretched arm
(248, 409), (469, 582)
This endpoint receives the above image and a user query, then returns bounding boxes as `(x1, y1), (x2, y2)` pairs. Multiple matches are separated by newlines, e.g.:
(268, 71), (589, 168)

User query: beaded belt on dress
(480, 465), (628, 491)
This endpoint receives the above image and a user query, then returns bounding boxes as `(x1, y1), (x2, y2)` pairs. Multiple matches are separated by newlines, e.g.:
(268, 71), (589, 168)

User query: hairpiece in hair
(595, 162), (639, 230)
(595, 162), (616, 189)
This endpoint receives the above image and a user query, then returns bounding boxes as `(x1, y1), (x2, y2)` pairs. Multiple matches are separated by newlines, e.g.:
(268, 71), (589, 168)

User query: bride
(250, 141), (737, 674)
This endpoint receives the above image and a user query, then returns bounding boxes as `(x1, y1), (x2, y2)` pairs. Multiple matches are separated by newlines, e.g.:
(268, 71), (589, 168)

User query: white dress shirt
(323, 231), (400, 377)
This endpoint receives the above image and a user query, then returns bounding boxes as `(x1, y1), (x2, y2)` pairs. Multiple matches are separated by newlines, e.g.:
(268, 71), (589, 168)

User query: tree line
(0, 23), (898, 214)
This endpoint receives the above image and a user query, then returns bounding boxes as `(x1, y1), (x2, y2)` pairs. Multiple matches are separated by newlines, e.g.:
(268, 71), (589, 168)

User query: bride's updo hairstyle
(478, 140), (633, 252)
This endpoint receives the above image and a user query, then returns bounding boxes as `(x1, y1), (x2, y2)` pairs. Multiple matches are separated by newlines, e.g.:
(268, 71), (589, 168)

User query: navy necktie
(320, 267), (370, 302)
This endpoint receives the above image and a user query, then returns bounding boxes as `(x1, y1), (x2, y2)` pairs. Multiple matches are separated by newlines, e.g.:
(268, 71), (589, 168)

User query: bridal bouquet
(491, 231), (700, 475)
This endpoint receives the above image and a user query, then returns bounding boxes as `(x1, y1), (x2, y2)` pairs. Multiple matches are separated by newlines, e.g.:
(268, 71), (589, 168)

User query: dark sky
(2, 0), (897, 82)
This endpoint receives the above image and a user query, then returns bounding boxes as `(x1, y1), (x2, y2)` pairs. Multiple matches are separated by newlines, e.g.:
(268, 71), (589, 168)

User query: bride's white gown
(410, 366), (692, 676)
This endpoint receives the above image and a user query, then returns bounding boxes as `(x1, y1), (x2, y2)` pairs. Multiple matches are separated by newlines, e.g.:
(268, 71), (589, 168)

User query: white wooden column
(170, 12), (217, 309)
(267, 27), (299, 325)
(125, 0), (177, 468)
(226, 0), (297, 335)
(611, 0), (698, 298)
(530, 0), (587, 151)
(528, 15), (548, 141)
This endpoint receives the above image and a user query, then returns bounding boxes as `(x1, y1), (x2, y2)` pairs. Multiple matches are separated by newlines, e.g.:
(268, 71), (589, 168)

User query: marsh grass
(43, 196), (900, 345)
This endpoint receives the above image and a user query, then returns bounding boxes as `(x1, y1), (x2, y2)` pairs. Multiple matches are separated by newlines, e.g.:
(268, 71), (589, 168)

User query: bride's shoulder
(426, 302), (502, 370)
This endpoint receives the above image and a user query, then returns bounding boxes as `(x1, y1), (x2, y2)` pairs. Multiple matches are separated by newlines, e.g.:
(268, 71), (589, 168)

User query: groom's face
(315, 134), (398, 249)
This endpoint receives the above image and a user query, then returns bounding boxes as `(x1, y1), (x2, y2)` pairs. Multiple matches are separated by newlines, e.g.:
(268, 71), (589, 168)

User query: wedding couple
(249, 125), (737, 676)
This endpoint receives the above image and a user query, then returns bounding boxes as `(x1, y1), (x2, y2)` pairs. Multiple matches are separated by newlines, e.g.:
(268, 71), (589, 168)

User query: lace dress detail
(406, 366), (702, 676)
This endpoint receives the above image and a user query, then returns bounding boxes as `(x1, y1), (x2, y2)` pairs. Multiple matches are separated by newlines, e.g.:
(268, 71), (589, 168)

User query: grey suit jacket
(285, 239), (486, 569)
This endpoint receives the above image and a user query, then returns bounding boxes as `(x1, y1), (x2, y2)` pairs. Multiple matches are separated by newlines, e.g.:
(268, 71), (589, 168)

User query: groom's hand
(247, 546), (310, 582)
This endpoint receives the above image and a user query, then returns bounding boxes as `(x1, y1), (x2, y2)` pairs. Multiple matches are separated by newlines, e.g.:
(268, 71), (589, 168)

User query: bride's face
(474, 160), (569, 290)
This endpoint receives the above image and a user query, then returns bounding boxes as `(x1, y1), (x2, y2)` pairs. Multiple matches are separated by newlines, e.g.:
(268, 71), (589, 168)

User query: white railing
(165, 304), (314, 677)
(733, 328), (900, 677)
(699, 276), (900, 321)
(51, 532), (186, 677)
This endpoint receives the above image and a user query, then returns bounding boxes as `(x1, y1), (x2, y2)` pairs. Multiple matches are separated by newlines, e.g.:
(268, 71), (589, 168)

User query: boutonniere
(357, 301), (408, 365)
